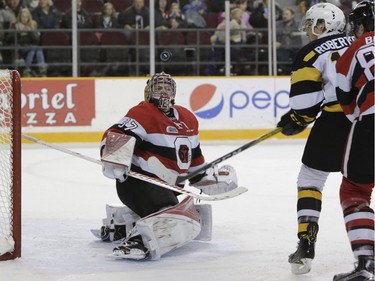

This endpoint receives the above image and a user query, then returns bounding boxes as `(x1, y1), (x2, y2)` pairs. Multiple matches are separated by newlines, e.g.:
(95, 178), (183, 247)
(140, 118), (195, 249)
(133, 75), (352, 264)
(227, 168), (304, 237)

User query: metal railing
(0, 27), (301, 77)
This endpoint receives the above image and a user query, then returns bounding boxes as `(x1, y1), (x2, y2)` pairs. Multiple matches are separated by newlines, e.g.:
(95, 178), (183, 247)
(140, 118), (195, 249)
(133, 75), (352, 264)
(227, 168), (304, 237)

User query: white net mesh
(0, 70), (15, 255)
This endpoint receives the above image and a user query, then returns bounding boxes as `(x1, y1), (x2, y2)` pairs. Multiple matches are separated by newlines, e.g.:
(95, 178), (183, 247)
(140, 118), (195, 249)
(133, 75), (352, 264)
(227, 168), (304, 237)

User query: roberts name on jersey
(314, 36), (354, 54)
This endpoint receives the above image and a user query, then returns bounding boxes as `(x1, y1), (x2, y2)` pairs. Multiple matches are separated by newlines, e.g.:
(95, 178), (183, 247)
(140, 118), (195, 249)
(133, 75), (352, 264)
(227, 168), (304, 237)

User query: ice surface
(1, 139), (364, 281)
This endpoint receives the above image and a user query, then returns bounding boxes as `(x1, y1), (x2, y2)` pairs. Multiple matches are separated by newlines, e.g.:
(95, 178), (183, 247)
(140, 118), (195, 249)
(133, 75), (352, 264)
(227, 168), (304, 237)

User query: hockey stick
(148, 127), (282, 185)
(21, 134), (247, 201)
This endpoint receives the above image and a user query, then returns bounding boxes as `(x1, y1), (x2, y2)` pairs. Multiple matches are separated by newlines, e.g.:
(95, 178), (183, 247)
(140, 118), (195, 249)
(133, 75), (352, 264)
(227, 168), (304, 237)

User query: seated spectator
(276, 7), (302, 75)
(155, 0), (170, 30)
(249, 0), (282, 74)
(31, 0), (61, 29)
(61, 0), (92, 29)
(210, 14), (225, 45)
(95, 2), (119, 29)
(118, 0), (149, 30)
(210, 8), (246, 45)
(6, 7), (47, 76)
(228, 8), (247, 44)
(234, 0), (252, 29)
(183, 0), (208, 28)
(166, 2), (188, 29)
(94, 2), (125, 77)
(249, 0), (268, 45)
(155, 0), (188, 30)
(2, 0), (24, 28)
(250, 0), (282, 41)
(210, 8), (248, 75)
(118, 0), (150, 75)
(222, 0), (256, 43)
(24, 0), (39, 12)
(95, 1), (119, 62)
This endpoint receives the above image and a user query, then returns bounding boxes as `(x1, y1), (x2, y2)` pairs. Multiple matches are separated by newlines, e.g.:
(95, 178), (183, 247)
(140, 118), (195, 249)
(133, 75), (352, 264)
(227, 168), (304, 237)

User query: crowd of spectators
(0, 0), (354, 77)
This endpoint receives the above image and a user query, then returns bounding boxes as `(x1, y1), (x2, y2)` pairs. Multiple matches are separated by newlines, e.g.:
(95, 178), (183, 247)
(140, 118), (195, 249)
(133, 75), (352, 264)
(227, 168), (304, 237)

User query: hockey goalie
(97, 72), (239, 260)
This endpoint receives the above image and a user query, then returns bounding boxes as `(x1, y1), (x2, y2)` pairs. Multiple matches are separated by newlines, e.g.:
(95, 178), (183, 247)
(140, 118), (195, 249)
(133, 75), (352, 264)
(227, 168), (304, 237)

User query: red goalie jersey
(336, 31), (375, 122)
(101, 101), (206, 180)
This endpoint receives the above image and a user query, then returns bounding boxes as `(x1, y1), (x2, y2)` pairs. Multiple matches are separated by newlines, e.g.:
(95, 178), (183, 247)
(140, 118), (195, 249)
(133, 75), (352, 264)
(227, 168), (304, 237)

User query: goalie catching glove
(277, 109), (314, 136)
(191, 165), (238, 195)
(101, 132), (136, 183)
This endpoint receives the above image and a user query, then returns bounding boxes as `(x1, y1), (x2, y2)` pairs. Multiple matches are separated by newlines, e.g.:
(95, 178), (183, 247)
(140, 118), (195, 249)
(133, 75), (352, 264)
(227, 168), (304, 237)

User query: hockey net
(0, 70), (21, 260)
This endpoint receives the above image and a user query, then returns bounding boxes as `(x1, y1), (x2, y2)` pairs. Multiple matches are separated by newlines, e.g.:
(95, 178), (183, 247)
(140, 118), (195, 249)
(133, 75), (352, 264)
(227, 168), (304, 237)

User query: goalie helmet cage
(0, 70), (21, 260)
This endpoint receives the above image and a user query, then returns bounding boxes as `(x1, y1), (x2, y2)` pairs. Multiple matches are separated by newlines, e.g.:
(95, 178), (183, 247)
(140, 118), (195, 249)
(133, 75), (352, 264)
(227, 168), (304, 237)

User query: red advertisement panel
(21, 80), (95, 127)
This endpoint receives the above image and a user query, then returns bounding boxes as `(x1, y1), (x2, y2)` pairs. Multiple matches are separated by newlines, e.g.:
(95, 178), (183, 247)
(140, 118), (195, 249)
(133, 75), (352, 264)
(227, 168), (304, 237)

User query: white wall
(20, 76), (293, 141)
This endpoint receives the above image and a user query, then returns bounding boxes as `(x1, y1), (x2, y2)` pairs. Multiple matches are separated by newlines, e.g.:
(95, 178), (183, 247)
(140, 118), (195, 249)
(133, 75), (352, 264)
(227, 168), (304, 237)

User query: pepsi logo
(189, 84), (224, 119)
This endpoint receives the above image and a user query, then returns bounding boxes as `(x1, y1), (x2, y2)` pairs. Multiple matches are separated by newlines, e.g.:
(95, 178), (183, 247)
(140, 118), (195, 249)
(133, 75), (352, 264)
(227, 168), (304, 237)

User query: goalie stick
(148, 128), (282, 185)
(21, 134), (247, 201)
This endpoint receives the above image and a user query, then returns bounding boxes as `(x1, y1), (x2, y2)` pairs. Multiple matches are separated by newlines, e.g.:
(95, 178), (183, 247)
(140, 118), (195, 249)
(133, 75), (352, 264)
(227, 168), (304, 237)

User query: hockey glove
(191, 165), (238, 195)
(102, 161), (129, 183)
(277, 109), (309, 136)
(101, 132), (136, 183)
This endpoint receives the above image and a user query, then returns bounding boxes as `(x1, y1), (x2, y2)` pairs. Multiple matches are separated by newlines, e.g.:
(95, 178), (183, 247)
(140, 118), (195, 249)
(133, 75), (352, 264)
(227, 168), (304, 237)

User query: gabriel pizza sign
(21, 79), (95, 127)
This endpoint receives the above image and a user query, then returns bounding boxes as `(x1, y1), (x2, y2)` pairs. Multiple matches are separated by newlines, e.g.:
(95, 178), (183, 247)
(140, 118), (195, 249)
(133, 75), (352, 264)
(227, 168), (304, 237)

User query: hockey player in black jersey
(276, 2), (354, 275)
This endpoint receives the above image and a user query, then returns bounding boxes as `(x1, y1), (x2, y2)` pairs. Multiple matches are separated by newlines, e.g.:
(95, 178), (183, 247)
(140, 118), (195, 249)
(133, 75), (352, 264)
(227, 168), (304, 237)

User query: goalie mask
(348, 0), (374, 38)
(144, 72), (176, 112)
(300, 3), (346, 36)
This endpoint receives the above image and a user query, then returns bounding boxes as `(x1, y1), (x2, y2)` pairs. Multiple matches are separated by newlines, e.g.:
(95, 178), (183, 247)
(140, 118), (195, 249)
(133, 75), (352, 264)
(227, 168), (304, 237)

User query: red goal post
(0, 69), (21, 260)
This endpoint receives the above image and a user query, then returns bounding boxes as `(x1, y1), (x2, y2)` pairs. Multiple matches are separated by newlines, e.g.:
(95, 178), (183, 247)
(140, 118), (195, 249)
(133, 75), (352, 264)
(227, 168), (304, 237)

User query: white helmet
(144, 72), (176, 112)
(300, 2), (346, 36)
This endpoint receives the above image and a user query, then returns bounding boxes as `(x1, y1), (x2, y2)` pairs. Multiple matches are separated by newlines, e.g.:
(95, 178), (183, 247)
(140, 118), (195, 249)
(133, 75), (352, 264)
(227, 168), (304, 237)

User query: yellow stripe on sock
(298, 223), (310, 234)
(298, 189), (322, 200)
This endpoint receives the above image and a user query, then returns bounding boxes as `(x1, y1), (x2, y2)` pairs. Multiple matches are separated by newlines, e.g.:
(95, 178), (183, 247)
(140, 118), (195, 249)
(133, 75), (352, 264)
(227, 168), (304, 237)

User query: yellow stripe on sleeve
(291, 67), (322, 84)
(303, 51), (316, 62)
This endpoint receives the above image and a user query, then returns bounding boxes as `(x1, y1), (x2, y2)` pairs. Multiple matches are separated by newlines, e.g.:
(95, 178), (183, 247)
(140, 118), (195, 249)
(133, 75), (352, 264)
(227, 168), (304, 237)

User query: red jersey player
(334, 1), (374, 280)
(98, 72), (238, 260)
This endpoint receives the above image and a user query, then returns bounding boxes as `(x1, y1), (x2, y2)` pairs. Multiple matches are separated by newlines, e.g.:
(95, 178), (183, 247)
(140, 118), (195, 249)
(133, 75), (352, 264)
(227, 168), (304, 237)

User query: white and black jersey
(290, 32), (354, 120)
(289, 32), (354, 172)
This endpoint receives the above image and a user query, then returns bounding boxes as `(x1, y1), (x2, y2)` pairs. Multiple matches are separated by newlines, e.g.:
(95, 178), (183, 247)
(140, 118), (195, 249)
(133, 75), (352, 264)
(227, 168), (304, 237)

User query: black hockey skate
(289, 222), (319, 274)
(112, 236), (149, 260)
(333, 256), (374, 281)
(100, 223), (126, 242)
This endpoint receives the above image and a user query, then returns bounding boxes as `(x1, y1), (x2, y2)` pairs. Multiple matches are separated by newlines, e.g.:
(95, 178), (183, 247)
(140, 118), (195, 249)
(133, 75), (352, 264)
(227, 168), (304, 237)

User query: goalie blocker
(101, 132), (136, 183)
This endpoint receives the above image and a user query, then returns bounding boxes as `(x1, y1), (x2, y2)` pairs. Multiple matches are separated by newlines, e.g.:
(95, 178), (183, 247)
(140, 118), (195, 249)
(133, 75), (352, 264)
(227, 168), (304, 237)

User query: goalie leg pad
(194, 204), (212, 241)
(136, 196), (201, 260)
(100, 204), (141, 242)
